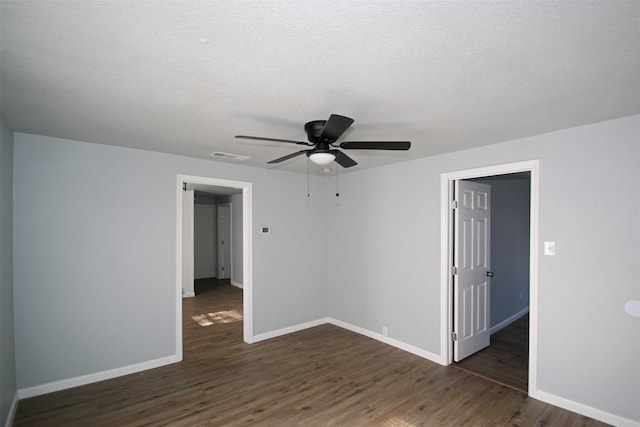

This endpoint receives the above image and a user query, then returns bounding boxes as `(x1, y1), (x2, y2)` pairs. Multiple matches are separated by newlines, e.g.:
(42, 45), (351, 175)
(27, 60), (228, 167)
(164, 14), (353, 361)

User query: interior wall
(192, 192), (243, 284)
(327, 115), (640, 422)
(9, 115), (639, 423)
(216, 204), (231, 279)
(472, 175), (530, 328)
(0, 115), (17, 427)
(193, 204), (217, 279)
(12, 133), (329, 390)
(231, 193), (243, 286)
(194, 193), (218, 205)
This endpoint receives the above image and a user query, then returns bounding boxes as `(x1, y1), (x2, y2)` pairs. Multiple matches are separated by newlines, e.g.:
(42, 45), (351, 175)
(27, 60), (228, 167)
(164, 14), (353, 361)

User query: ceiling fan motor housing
(305, 120), (328, 143)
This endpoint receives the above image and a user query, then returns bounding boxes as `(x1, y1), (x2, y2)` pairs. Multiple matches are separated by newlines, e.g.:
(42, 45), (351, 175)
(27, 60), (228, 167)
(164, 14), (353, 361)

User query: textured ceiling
(1, 1), (639, 174)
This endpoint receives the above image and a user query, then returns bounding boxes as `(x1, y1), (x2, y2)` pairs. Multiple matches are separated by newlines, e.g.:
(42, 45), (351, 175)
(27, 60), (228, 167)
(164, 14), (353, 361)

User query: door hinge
(451, 200), (459, 210)
(451, 332), (458, 342)
(452, 266), (458, 275)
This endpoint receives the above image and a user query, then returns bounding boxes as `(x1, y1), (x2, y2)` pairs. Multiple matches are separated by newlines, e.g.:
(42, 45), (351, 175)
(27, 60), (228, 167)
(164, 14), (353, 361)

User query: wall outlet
(382, 326), (388, 337)
(544, 241), (556, 256)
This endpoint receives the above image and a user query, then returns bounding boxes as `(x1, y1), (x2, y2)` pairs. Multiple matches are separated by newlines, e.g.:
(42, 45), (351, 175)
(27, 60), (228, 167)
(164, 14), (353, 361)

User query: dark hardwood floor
(454, 314), (529, 393)
(14, 280), (607, 426)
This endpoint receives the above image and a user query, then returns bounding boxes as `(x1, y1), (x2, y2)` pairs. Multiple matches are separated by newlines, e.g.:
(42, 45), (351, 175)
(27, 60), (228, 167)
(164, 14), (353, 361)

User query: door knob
(486, 271), (494, 277)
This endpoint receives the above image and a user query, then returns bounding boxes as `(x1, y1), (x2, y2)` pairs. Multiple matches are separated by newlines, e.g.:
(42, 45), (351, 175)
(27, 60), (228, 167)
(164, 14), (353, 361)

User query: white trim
(3, 391), (18, 427)
(242, 184), (254, 343)
(175, 178), (185, 361)
(440, 160), (540, 396)
(490, 307), (529, 335)
(251, 318), (329, 343)
(251, 317), (442, 365)
(176, 175), (253, 345)
(532, 389), (640, 427)
(328, 318), (443, 365)
(18, 354), (180, 399)
(182, 291), (195, 298)
(528, 161), (540, 395)
(439, 176), (454, 365)
(229, 202), (233, 283)
(230, 280), (243, 289)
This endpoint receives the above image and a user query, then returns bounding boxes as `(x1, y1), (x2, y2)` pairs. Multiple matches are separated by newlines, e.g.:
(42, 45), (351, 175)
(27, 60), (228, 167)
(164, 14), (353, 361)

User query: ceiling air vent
(209, 151), (250, 161)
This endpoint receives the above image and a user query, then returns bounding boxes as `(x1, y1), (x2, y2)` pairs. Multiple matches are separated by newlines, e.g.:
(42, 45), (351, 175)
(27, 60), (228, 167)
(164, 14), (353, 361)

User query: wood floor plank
(14, 279), (609, 426)
(454, 313), (529, 392)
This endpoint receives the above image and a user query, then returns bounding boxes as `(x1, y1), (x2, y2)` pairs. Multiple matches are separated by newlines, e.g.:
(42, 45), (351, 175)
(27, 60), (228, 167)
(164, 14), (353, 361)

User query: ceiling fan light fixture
(236, 113), (411, 169)
(308, 151), (335, 165)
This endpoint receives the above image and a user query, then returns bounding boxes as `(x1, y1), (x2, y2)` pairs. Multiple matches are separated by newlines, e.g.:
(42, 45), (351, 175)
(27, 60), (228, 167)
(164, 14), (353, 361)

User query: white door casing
(440, 160), (539, 395)
(454, 180), (491, 361)
(181, 190), (195, 298)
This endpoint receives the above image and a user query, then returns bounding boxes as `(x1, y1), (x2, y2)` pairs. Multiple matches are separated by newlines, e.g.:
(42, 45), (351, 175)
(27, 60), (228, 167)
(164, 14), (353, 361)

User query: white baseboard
(3, 391), (18, 427)
(18, 354), (181, 399)
(490, 307), (529, 335)
(15, 316), (634, 427)
(251, 318), (329, 343)
(327, 318), (444, 365)
(532, 389), (640, 427)
(251, 317), (443, 366)
(182, 291), (195, 298)
(230, 280), (243, 289)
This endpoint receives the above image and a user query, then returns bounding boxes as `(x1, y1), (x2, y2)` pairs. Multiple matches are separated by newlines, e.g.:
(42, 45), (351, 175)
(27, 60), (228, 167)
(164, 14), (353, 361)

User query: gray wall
(231, 193), (243, 285)
(9, 115), (640, 423)
(327, 115), (639, 422)
(13, 133), (328, 389)
(473, 175), (530, 328)
(193, 192), (243, 283)
(0, 115), (17, 426)
(193, 205), (217, 279)
(194, 192), (219, 205)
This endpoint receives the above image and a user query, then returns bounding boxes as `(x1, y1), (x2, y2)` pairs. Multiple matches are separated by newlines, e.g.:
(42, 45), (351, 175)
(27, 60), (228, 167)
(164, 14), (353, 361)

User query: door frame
(440, 160), (539, 395)
(176, 174), (254, 360)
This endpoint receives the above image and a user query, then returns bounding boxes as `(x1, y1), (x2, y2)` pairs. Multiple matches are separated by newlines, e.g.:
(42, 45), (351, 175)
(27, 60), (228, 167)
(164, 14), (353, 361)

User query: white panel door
(181, 190), (195, 297)
(454, 180), (492, 361)
(217, 205), (231, 279)
(194, 205), (217, 279)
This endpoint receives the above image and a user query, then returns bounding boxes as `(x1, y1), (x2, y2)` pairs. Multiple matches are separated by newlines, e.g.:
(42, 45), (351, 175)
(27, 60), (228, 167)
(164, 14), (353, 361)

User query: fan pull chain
(336, 167), (340, 197)
(307, 158), (310, 198)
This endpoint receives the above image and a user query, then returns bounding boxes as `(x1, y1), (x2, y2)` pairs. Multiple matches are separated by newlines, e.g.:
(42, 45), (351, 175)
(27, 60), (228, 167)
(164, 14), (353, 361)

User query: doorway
(455, 173), (531, 391)
(192, 196), (233, 283)
(440, 160), (539, 396)
(176, 174), (254, 362)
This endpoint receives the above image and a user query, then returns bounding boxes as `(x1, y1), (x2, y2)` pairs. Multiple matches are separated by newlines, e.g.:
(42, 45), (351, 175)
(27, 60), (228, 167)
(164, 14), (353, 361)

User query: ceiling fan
(235, 114), (411, 168)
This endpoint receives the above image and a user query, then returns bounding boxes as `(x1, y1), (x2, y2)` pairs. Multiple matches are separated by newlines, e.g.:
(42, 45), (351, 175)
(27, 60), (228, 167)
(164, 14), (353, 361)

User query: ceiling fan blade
(267, 150), (309, 164)
(320, 114), (354, 141)
(334, 150), (358, 168)
(339, 141), (411, 150)
(236, 135), (311, 146)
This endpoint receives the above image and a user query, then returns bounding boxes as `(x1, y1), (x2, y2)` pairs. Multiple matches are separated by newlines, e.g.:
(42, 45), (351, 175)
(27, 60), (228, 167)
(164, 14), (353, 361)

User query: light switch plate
(544, 241), (556, 256)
